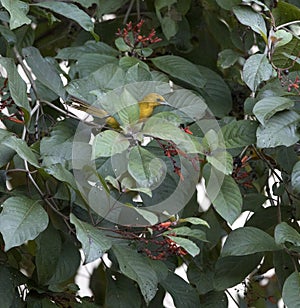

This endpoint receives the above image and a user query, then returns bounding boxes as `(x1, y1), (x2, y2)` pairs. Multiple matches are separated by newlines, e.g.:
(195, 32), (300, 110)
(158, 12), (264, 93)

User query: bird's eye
(156, 98), (163, 102)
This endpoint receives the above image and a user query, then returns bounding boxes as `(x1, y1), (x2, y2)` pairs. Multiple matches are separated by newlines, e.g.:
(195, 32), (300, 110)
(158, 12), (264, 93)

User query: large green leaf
(160, 271), (201, 308)
(214, 253), (263, 290)
(216, 0), (241, 10)
(151, 55), (206, 88)
(35, 224), (62, 285)
(242, 54), (273, 92)
(112, 245), (158, 304)
(233, 6), (267, 37)
(200, 291), (228, 308)
(204, 167), (242, 224)
(45, 163), (78, 190)
(165, 88), (207, 122)
(22, 47), (66, 99)
(92, 130), (130, 158)
(142, 116), (201, 153)
(48, 240), (81, 287)
(0, 57), (30, 113)
(70, 214), (112, 264)
(33, 1), (94, 32)
(0, 25), (16, 44)
(207, 150), (233, 175)
(2, 136), (39, 168)
(0, 196), (49, 251)
(274, 222), (300, 247)
(128, 146), (166, 188)
(0, 266), (15, 307)
(282, 272), (300, 308)
(105, 272), (142, 308)
(253, 97), (294, 125)
(221, 227), (280, 257)
(256, 110), (300, 148)
(221, 120), (258, 148)
(56, 40), (119, 60)
(197, 65), (232, 117)
(1, 0), (31, 29)
(292, 161), (300, 195)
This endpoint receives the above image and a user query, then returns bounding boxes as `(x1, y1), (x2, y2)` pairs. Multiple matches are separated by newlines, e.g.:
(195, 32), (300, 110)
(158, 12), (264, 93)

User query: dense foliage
(0, 0), (300, 307)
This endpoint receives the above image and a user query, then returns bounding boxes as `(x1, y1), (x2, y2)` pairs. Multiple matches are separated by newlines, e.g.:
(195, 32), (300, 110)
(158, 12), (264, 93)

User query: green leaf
(253, 97), (294, 125)
(92, 131), (130, 158)
(166, 88), (207, 122)
(272, 37), (300, 70)
(256, 110), (300, 148)
(0, 266), (15, 307)
(70, 214), (112, 264)
(197, 65), (232, 117)
(221, 227), (280, 257)
(1, 0), (31, 29)
(48, 239), (81, 288)
(0, 196), (49, 251)
(45, 164), (77, 190)
(112, 245), (158, 304)
(214, 253), (263, 290)
(233, 6), (267, 37)
(165, 226), (207, 241)
(22, 47), (66, 99)
(292, 161), (300, 195)
(151, 55), (206, 88)
(160, 271), (201, 308)
(56, 40), (119, 59)
(200, 291), (228, 308)
(242, 54), (273, 92)
(206, 150), (233, 175)
(180, 217), (210, 227)
(105, 272), (142, 308)
(142, 117), (201, 153)
(282, 272), (300, 308)
(166, 236), (200, 257)
(221, 120), (258, 148)
(274, 222), (300, 247)
(35, 224), (62, 285)
(2, 136), (39, 167)
(216, 0), (241, 10)
(217, 49), (240, 69)
(273, 1), (300, 25)
(0, 57), (30, 113)
(128, 146), (166, 188)
(161, 16), (178, 40)
(272, 29), (293, 48)
(205, 169), (242, 224)
(33, 1), (94, 32)
(0, 25), (16, 45)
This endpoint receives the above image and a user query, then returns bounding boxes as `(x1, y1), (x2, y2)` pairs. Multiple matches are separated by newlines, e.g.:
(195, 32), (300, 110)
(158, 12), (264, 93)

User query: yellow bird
(70, 93), (168, 129)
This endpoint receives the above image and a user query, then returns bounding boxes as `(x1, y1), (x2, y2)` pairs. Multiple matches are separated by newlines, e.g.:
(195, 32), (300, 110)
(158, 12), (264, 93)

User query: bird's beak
(160, 100), (171, 106)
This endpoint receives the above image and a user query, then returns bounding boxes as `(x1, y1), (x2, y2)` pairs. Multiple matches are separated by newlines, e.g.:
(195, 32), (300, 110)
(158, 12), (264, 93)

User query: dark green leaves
(151, 56), (206, 88)
(222, 227), (280, 257)
(0, 57), (30, 113)
(70, 214), (112, 264)
(221, 120), (258, 148)
(22, 47), (66, 99)
(33, 1), (94, 32)
(113, 245), (158, 304)
(0, 196), (49, 251)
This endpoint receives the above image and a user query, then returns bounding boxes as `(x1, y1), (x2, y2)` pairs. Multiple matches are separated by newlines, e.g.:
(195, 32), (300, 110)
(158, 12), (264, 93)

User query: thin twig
(123, 0), (135, 24)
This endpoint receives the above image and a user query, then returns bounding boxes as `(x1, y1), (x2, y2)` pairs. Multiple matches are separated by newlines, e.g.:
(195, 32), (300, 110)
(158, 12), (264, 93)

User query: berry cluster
(116, 19), (161, 56)
(278, 69), (300, 94)
(112, 221), (187, 260)
(141, 221), (187, 260)
(0, 78), (24, 124)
